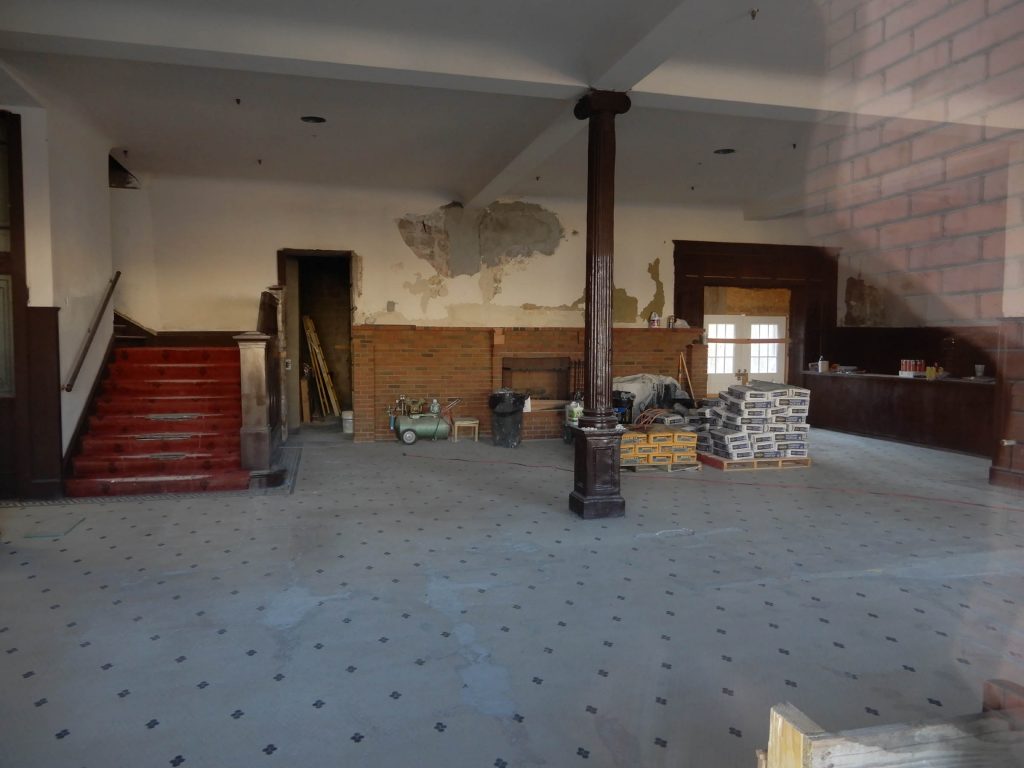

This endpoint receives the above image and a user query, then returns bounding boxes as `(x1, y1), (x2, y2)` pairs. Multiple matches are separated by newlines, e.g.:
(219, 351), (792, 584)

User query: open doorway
(704, 287), (791, 396)
(277, 250), (353, 430)
(673, 240), (838, 395)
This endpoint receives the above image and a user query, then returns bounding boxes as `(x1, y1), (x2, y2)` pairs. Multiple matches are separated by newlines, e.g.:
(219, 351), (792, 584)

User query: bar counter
(801, 371), (995, 457)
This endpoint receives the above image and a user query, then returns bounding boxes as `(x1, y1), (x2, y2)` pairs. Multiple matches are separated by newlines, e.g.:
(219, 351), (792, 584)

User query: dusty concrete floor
(1, 428), (1023, 768)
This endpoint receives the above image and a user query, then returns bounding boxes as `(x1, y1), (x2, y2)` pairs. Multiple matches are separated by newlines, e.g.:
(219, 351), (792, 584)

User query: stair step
(101, 379), (240, 397)
(94, 396), (241, 415)
(73, 453), (242, 477)
(87, 413), (241, 434)
(65, 470), (252, 497)
(66, 344), (251, 499)
(80, 432), (241, 455)
(115, 347), (240, 364)
(108, 362), (241, 380)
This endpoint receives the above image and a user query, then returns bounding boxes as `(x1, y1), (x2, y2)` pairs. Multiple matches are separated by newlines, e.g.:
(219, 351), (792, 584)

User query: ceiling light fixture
(301, 115), (326, 124)
(713, 148), (736, 155)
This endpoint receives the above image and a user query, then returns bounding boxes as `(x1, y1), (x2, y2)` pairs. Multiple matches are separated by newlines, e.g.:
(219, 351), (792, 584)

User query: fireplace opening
(501, 356), (572, 401)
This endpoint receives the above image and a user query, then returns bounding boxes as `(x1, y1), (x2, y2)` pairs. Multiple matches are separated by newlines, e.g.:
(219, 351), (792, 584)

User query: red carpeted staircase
(65, 347), (252, 496)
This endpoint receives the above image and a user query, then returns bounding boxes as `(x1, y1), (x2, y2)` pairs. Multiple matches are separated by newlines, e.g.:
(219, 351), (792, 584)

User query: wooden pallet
(624, 462), (701, 473)
(697, 452), (811, 472)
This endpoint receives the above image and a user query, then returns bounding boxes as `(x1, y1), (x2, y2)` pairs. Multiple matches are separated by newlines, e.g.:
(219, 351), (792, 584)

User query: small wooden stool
(452, 417), (479, 442)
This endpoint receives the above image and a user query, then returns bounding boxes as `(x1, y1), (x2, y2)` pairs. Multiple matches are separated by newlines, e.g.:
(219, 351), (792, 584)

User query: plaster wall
(110, 187), (160, 329)
(46, 100), (114, 450)
(113, 175), (810, 332)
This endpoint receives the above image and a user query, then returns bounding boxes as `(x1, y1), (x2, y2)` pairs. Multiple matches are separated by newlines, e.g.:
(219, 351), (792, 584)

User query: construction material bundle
(620, 426), (698, 467)
(686, 380), (810, 461)
(302, 316), (341, 418)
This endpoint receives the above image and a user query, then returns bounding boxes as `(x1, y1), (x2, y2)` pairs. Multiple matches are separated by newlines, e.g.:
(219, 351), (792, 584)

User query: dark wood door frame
(673, 240), (839, 382)
(276, 249), (355, 427)
(276, 248), (353, 285)
(0, 111), (63, 498)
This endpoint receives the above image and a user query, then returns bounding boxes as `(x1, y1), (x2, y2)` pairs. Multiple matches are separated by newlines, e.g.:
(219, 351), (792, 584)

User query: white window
(707, 322), (735, 374)
(750, 323), (779, 374)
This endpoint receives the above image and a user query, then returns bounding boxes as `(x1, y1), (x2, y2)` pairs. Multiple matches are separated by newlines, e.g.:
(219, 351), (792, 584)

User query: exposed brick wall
(351, 326), (706, 442)
(813, 0), (1024, 484)
(810, 0), (1023, 328)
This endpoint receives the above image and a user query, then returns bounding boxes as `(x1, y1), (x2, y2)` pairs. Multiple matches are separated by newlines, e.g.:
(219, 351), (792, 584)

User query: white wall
(113, 175), (810, 331)
(110, 187), (160, 329)
(45, 101), (114, 450)
(4, 88), (114, 452)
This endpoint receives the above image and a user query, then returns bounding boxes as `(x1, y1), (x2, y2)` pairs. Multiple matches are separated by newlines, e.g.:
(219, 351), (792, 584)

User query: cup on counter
(974, 364), (985, 377)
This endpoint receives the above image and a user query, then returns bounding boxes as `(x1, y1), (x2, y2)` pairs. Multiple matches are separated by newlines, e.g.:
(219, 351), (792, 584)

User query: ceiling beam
(462, 0), (755, 206)
(0, 31), (583, 101)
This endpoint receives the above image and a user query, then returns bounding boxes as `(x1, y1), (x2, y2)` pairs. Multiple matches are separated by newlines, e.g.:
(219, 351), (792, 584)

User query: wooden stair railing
(63, 271), (120, 392)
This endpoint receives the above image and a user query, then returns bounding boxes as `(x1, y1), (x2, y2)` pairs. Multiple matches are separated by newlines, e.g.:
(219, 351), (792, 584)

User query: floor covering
(2, 428), (1022, 767)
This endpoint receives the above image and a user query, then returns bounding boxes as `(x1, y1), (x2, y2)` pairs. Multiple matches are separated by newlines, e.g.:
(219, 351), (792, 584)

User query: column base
(569, 427), (625, 519)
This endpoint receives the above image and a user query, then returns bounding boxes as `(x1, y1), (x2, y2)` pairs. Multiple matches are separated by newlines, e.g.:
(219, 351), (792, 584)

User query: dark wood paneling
(673, 240), (838, 383)
(990, 319), (1024, 489)
(25, 308), (62, 497)
(831, 326), (998, 378)
(802, 372), (995, 456)
(1, 111), (28, 498)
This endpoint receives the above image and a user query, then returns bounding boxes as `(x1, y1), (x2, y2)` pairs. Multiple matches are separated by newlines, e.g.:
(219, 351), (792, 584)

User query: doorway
(673, 240), (838, 390)
(277, 250), (354, 430)
(704, 286), (790, 395)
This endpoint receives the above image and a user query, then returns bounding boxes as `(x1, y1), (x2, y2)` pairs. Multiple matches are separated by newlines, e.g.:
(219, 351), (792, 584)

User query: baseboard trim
(989, 465), (1024, 491)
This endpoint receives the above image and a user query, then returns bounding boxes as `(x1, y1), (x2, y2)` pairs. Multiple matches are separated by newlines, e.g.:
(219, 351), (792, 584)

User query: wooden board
(698, 452), (812, 472)
(764, 682), (1024, 768)
(624, 462), (701, 473)
(299, 378), (311, 423)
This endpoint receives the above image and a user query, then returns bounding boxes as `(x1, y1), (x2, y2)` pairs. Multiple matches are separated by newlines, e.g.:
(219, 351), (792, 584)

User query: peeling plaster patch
(613, 287), (639, 324)
(519, 286), (638, 323)
(479, 267), (503, 302)
(844, 276), (887, 326)
(478, 202), (563, 268)
(397, 201), (563, 280)
(397, 209), (451, 277)
(403, 273), (449, 312)
(640, 258), (665, 321)
(351, 252), (364, 298)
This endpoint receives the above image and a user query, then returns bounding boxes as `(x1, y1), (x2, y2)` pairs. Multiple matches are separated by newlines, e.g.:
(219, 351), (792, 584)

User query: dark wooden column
(569, 90), (630, 520)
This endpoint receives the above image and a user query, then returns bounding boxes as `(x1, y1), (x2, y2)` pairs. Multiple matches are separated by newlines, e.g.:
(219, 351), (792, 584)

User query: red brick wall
(351, 326), (706, 442)
(809, 0), (1023, 327)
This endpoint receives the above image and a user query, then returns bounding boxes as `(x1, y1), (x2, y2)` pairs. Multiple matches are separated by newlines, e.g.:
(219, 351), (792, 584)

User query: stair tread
(68, 343), (248, 498)
(75, 472), (249, 482)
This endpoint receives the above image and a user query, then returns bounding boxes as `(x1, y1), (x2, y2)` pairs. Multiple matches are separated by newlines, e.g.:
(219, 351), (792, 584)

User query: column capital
(574, 90), (632, 120)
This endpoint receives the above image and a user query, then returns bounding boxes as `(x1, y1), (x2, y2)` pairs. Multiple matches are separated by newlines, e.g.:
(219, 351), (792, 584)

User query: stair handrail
(63, 271), (121, 392)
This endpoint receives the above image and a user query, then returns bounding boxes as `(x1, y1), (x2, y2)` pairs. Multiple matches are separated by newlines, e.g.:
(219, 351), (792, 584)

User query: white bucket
(341, 410), (354, 434)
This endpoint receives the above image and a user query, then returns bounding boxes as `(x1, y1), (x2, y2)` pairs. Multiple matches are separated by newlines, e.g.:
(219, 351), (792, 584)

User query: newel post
(234, 331), (272, 471)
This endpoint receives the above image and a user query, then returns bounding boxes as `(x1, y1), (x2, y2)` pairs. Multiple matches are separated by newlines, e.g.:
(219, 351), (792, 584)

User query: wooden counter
(801, 372), (995, 457)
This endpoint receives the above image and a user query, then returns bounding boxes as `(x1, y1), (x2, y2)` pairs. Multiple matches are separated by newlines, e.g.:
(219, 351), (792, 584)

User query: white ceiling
(0, 0), (874, 208)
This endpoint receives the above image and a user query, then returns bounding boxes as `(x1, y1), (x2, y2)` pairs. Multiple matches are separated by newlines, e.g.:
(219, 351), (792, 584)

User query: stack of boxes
(687, 380), (811, 461)
(620, 427), (698, 467)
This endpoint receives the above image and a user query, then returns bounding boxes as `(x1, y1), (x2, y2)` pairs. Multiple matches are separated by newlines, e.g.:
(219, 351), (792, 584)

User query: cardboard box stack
(620, 426), (698, 467)
(686, 380), (810, 461)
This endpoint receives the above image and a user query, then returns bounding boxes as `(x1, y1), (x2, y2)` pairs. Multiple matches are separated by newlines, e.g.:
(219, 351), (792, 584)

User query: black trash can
(488, 389), (527, 448)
